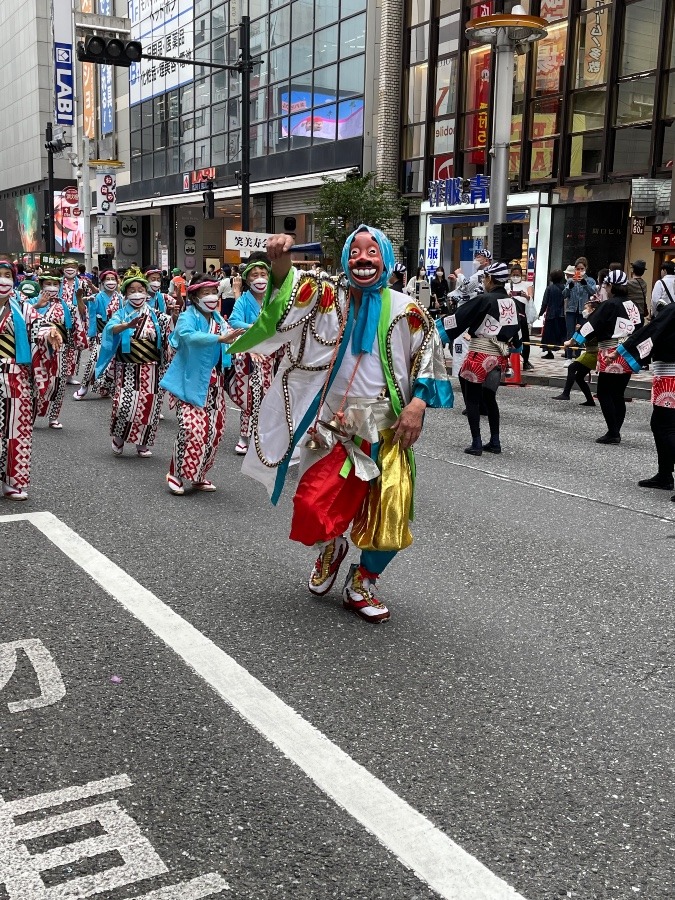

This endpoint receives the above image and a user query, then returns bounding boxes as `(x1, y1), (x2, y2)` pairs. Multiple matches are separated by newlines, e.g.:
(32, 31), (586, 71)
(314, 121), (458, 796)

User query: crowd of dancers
(1, 231), (673, 621)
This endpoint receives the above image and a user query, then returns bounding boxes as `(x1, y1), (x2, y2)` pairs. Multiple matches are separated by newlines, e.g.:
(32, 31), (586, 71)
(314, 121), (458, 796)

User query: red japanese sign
(652, 224), (675, 249)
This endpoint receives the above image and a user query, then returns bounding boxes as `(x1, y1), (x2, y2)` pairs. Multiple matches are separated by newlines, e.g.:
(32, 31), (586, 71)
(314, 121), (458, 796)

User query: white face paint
(149, 280), (161, 291)
(126, 292), (147, 308)
(250, 278), (268, 294)
(103, 280), (118, 291)
(42, 284), (60, 295)
(0, 277), (14, 296)
(195, 293), (220, 312)
(63, 267), (77, 278)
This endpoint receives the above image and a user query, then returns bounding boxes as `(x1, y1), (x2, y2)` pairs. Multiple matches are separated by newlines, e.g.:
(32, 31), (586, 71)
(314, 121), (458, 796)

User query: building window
(573, 3), (613, 91)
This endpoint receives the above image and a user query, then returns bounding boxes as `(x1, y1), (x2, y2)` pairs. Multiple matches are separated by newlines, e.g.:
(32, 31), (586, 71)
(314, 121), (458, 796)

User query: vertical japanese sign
(52, 0), (75, 126)
(99, 0), (114, 134)
(96, 173), (117, 214)
(128, 0), (195, 107)
(583, 1), (608, 87)
(469, 48), (491, 165)
(540, 0), (569, 21)
(424, 223), (443, 277)
(81, 0), (96, 139)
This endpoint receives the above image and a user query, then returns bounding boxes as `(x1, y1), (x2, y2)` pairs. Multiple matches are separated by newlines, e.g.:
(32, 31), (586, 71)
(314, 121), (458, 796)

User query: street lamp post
(465, 6), (547, 254)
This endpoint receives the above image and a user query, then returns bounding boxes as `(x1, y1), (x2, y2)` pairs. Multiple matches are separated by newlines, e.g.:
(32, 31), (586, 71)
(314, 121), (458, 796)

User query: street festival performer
(607, 301), (675, 497)
(0, 259), (63, 500)
(225, 226), (453, 623)
(58, 256), (93, 384)
(73, 269), (121, 401)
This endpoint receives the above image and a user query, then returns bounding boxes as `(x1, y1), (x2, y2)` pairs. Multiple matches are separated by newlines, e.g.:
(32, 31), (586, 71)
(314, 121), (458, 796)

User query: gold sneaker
(342, 564), (390, 623)
(308, 536), (349, 596)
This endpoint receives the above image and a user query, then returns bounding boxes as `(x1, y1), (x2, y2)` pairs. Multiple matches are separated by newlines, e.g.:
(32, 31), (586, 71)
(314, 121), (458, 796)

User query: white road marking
(0, 775), (229, 899)
(420, 454), (675, 525)
(0, 511), (525, 900)
(0, 639), (66, 713)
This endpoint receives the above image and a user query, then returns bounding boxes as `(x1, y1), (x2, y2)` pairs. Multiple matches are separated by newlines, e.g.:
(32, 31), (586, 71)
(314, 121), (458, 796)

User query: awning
(430, 211), (529, 225)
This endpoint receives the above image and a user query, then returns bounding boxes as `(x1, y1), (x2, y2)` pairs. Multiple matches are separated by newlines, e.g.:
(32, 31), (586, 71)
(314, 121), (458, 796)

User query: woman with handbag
(160, 275), (244, 495)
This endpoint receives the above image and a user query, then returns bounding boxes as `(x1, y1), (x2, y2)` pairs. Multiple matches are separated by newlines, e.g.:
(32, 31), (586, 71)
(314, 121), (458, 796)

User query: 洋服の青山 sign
(427, 175), (491, 208)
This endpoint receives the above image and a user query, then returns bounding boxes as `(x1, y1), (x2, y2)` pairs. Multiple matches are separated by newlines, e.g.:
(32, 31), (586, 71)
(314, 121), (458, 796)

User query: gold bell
(321, 411), (348, 436)
(305, 429), (327, 450)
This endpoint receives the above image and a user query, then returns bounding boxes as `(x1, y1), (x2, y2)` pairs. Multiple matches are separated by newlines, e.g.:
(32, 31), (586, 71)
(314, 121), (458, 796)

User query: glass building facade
(128, 0), (367, 188)
(403, 0), (675, 196)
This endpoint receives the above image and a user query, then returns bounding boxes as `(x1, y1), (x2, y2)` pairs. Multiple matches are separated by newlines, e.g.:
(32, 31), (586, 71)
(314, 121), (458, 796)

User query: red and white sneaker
(308, 536), (349, 596)
(342, 564), (390, 623)
(2, 483), (28, 501)
(192, 479), (216, 492)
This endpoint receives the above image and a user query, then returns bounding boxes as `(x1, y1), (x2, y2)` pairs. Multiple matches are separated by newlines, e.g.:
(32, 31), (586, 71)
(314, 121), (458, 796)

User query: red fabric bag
(290, 443), (370, 546)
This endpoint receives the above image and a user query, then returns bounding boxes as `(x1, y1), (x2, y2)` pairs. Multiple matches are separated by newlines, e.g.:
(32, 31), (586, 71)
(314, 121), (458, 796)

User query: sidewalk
(444, 349), (653, 400)
(517, 351), (652, 400)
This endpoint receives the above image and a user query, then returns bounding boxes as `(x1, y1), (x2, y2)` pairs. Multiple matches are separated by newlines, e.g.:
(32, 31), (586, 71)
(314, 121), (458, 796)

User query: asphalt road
(1, 376), (674, 900)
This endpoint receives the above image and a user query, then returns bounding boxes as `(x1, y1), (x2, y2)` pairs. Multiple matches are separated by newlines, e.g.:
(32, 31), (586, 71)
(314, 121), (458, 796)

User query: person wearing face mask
(144, 266), (169, 316)
(58, 257), (92, 385)
(95, 267), (173, 457)
(565, 269), (643, 444)
(160, 275), (245, 495)
(74, 270), (121, 401)
(429, 267), (450, 318)
(506, 263), (535, 371)
(552, 297), (599, 405)
(228, 252), (278, 455)
(562, 259), (596, 359)
(438, 261), (522, 455)
(0, 259), (63, 500)
(31, 269), (88, 429)
(225, 226), (453, 624)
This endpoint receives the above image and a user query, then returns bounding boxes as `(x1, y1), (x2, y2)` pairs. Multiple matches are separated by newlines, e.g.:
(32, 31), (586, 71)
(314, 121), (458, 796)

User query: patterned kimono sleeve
(69, 302), (90, 349)
(158, 312), (174, 379)
(408, 304), (454, 409)
(25, 305), (52, 397)
(618, 305), (675, 371)
(225, 268), (332, 357)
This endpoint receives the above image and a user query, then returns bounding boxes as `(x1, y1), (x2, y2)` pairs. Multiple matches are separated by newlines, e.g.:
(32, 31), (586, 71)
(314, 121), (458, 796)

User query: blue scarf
(340, 225), (395, 355)
(88, 290), (113, 338)
(7, 298), (32, 365)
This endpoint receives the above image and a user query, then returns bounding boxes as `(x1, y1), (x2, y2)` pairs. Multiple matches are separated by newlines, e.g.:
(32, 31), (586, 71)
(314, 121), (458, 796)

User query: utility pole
(239, 16), (252, 232)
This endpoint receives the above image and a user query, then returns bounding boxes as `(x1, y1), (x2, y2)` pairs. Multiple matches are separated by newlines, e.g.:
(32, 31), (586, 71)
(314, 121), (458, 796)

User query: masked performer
(73, 269), (120, 400)
(32, 269), (88, 429)
(96, 267), (173, 457)
(608, 302), (675, 496)
(226, 227), (453, 623)
(144, 266), (168, 315)
(566, 269), (643, 444)
(228, 253), (278, 455)
(0, 260), (62, 499)
(160, 275), (244, 495)
(59, 257), (92, 384)
(437, 261), (522, 456)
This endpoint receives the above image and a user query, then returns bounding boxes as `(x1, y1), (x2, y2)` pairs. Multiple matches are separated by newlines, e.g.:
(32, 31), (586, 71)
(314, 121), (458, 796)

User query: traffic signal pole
(78, 20), (257, 233)
(45, 122), (56, 253)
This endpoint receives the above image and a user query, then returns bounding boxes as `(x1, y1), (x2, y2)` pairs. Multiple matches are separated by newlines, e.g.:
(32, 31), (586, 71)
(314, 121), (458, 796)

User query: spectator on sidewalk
(563, 259), (596, 358)
(539, 269), (566, 358)
(651, 260), (675, 318)
(626, 260), (648, 318)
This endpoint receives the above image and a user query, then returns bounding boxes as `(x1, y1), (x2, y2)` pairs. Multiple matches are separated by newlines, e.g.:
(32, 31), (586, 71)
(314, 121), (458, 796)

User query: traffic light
(76, 36), (143, 67)
(203, 188), (215, 220)
(45, 137), (68, 153)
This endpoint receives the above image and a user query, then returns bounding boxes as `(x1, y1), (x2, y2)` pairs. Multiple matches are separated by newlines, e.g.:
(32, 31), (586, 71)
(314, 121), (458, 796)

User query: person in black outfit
(539, 269), (566, 358)
(429, 267), (450, 318)
(438, 261), (522, 455)
(609, 303), (675, 494)
(566, 270), (643, 444)
(390, 262), (406, 294)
